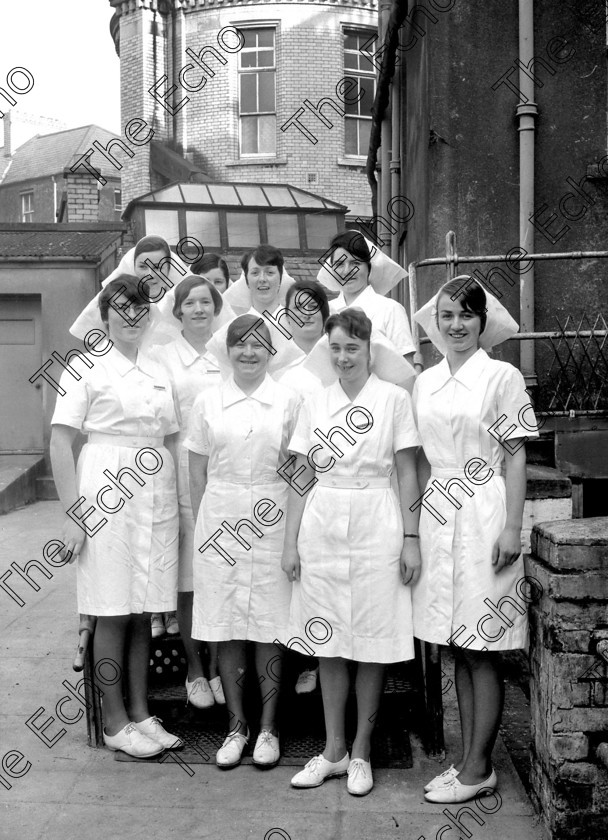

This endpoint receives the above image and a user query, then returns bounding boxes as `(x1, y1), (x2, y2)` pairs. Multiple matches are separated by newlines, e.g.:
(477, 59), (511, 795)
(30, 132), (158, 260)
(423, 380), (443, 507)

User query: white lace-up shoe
(103, 722), (164, 758)
(347, 758), (374, 796)
(290, 753), (350, 788)
(252, 730), (280, 768)
(185, 676), (215, 709)
(424, 764), (459, 792)
(216, 729), (250, 769)
(209, 676), (226, 705)
(424, 769), (498, 803)
(133, 716), (184, 750)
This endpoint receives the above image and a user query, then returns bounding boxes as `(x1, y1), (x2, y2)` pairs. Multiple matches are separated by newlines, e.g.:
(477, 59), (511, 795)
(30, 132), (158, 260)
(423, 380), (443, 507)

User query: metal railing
(407, 232), (608, 414)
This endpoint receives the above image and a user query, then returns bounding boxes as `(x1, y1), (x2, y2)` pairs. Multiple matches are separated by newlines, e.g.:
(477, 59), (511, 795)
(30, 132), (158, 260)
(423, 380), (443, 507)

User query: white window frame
(238, 26), (277, 157)
(343, 27), (377, 159)
(21, 191), (34, 223)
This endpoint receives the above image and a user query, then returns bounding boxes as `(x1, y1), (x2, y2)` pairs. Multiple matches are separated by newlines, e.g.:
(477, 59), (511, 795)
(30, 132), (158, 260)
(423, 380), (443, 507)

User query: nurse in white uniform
(185, 314), (301, 770)
(149, 275), (225, 709)
(50, 276), (183, 758)
(191, 253), (232, 294)
(283, 309), (421, 797)
(319, 230), (416, 362)
(411, 276), (538, 804)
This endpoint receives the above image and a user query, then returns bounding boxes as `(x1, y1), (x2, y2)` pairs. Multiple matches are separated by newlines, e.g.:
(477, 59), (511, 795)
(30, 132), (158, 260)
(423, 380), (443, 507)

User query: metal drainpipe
(378, 0), (391, 232)
(517, 0), (537, 385)
(390, 54), (401, 265)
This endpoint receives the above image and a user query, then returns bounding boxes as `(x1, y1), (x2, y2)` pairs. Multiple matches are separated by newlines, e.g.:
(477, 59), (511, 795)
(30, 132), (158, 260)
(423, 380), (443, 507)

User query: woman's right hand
(282, 544), (301, 582)
(60, 519), (86, 564)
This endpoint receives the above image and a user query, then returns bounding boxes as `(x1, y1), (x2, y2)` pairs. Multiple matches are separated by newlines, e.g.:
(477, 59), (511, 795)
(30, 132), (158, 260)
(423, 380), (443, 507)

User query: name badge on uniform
(153, 385), (167, 391)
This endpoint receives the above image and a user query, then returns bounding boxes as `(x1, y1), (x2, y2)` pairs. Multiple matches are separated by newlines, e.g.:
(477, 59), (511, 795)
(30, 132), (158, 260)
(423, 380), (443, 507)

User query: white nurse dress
(411, 348), (539, 651)
(51, 347), (180, 616)
(285, 373), (420, 663)
(149, 334), (221, 591)
(184, 374), (301, 643)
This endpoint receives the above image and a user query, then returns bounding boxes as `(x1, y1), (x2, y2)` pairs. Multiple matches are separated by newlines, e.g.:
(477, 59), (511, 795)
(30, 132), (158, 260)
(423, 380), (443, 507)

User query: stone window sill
(225, 157), (288, 167)
(337, 157), (367, 168)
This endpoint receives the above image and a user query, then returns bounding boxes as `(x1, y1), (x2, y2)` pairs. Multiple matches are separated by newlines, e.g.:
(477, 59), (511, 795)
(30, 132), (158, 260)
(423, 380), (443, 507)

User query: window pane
(343, 76), (360, 115)
(236, 185), (269, 206)
(258, 29), (274, 47)
(263, 186), (295, 206)
(151, 185), (183, 202)
(358, 119), (372, 156)
(257, 49), (274, 67)
(240, 74), (257, 112)
(180, 184), (212, 204)
(345, 118), (358, 156)
(258, 72), (275, 112)
(344, 33), (357, 50)
(241, 116), (258, 154)
(359, 79), (375, 117)
(344, 53), (358, 70)
(258, 115), (276, 154)
(185, 211), (221, 248)
(240, 51), (257, 68)
(292, 191), (325, 209)
(243, 30), (256, 48)
(208, 184), (241, 205)
(359, 53), (375, 72)
(144, 209), (180, 245)
(266, 213), (300, 248)
(226, 212), (260, 247)
(306, 215), (338, 249)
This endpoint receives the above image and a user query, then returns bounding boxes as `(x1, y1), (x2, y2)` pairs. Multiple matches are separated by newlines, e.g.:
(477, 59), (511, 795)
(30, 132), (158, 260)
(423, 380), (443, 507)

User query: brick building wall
(111, 0), (377, 215)
(0, 175), (120, 223)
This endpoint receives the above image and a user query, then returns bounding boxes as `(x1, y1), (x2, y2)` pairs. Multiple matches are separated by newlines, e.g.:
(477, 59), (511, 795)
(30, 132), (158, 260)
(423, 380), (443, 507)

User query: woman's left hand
(400, 539), (422, 586)
(492, 526), (522, 573)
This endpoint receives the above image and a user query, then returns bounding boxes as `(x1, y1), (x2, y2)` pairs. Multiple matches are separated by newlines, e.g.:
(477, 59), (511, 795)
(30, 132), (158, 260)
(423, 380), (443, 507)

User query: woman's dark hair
(133, 235), (171, 262)
(99, 275), (150, 324)
(172, 275), (223, 319)
(325, 308), (372, 343)
(438, 276), (487, 334)
(328, 230), (372, 274)
(191, 253), (230, 285)
(285, 280), (330, 326)
(241, 244), (284, 279)
(226, 314), (273, 351)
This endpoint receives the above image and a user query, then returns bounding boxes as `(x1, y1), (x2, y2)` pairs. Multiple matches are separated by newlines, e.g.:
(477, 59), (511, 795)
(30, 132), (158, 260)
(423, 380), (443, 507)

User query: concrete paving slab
(0, 502), (548, 840)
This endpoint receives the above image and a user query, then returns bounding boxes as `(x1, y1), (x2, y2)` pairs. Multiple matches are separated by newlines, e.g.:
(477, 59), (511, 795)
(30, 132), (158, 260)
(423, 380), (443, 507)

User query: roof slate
(0, 228), (123, 258)
(1, 125), (122, 185)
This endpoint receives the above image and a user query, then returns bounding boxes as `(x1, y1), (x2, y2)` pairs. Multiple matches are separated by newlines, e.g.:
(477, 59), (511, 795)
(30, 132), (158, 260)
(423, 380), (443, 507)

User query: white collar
(222, 373), (277, 408)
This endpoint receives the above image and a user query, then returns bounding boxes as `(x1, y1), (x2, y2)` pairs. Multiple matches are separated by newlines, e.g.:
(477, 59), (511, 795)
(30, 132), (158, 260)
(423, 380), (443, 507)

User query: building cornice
(109, 0), (377, 17)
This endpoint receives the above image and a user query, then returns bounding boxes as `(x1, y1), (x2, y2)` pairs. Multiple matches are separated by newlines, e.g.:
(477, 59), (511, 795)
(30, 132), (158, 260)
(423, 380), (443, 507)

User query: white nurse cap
(316, 235), (408, 296)
(414, 275), (519, 356)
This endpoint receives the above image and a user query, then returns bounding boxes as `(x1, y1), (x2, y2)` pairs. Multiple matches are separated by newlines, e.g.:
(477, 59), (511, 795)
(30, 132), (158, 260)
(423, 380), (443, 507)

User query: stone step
(35, 475), (60, 501)
(0, 454), (46, 514)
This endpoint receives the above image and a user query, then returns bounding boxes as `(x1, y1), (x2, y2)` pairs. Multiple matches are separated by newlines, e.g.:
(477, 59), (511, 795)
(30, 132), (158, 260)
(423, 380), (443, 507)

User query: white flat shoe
(216, 729), (249, 769)
(290, 753), (350, 788)
(133, 716), (184, 750)
(185, 676), (215, 709)
(252, 729), (280, 768)
(424, 764), (459, 792)
(209, 676), (226, 705)
(347, 758), (373, 796)
(424, 769), (498, 803)
(103, 722), (163, 758)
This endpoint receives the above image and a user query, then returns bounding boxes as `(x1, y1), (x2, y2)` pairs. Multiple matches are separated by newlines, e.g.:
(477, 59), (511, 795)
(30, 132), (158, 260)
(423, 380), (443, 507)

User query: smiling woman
(49, 275), (183, 759)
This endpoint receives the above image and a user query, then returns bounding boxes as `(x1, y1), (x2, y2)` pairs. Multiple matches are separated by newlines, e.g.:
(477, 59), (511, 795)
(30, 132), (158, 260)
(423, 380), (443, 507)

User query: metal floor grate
(116, 650), (417, 768)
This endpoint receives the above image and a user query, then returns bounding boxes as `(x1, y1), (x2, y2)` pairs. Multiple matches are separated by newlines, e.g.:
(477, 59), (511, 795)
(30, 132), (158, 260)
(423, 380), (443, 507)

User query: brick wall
(115, 0), (376, 216)
(65, 172), (99, 223)
(527, 517), (608, 839)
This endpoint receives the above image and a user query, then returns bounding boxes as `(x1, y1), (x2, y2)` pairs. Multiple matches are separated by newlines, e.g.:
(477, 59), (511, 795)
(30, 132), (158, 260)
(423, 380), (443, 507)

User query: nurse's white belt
(414, 276), (519, 355)
(87, 432), (164, 448)
(317, 235), (407, 296)
(301, 330), (416, 392)
(316, 476), (391, 489)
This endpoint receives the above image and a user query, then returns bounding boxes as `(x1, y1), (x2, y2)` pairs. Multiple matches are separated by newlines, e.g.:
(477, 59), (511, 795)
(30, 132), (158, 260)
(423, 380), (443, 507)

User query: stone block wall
(527, 517), (608, 839)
